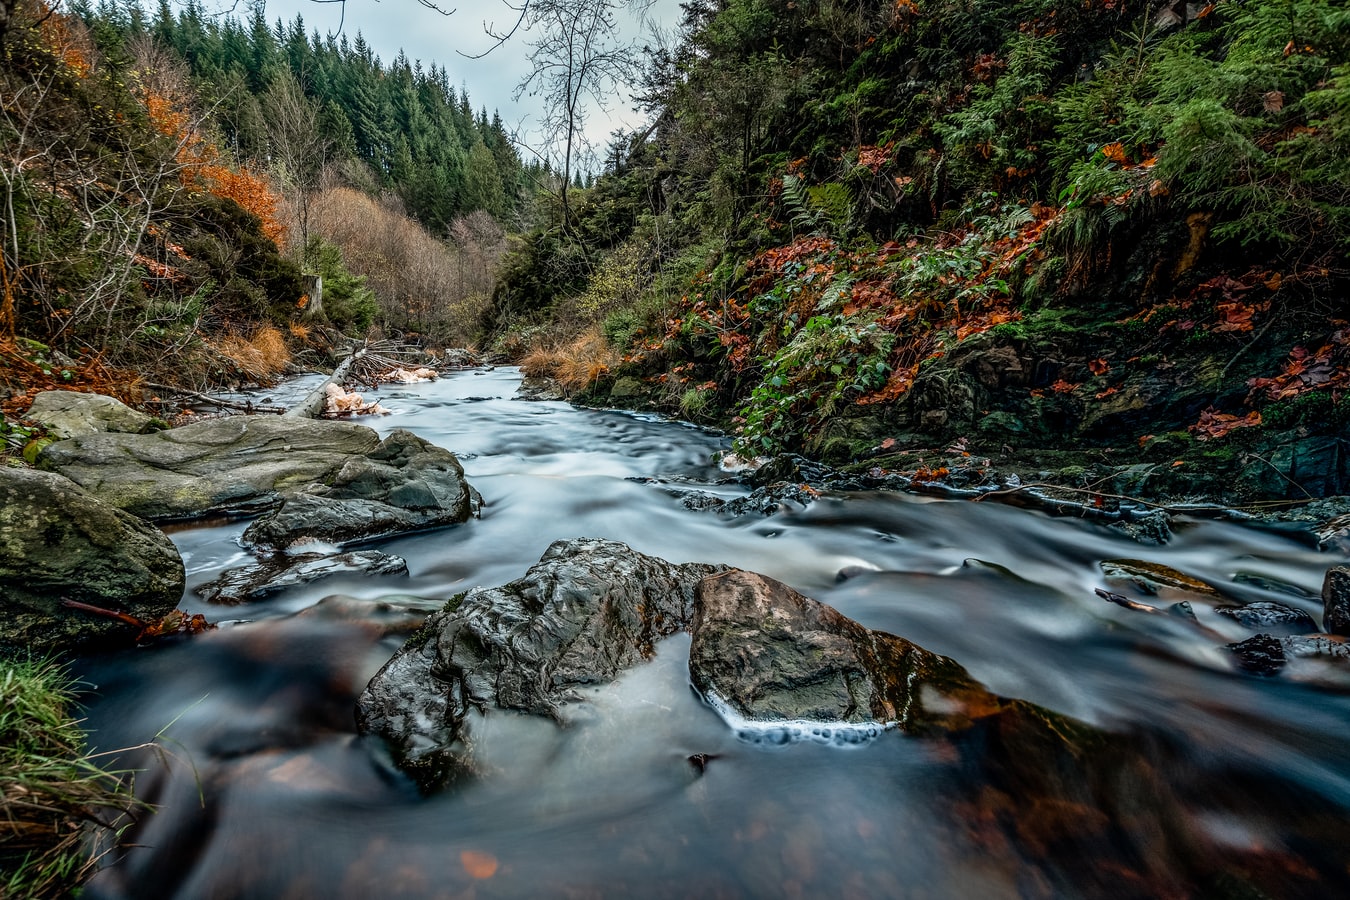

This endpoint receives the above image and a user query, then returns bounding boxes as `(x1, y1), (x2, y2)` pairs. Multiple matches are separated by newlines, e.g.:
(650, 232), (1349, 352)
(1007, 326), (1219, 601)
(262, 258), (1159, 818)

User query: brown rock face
(689, 569), (1006, 733)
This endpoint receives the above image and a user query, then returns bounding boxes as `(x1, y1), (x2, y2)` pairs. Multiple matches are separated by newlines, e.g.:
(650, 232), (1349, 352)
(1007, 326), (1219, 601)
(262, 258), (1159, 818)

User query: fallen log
(285, 347), (367, 419)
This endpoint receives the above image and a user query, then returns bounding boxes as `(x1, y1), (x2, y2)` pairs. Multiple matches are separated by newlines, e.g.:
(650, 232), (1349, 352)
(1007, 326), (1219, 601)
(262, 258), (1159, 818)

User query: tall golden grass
(210, 325), (291, 383)
(519, 327), (616, 393)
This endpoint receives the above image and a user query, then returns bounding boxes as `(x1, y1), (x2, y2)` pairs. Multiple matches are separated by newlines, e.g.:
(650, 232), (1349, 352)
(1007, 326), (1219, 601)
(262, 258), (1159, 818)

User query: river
(76, 367), (1350, 898)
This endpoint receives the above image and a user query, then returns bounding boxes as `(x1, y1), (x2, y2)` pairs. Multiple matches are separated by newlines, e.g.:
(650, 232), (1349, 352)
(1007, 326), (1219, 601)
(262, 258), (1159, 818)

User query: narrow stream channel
(77, 367), (1350, 898)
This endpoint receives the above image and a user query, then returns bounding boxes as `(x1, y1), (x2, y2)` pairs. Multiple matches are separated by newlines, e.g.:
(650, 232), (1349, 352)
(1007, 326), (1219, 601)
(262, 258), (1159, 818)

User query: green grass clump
(1, 659), (131, 899)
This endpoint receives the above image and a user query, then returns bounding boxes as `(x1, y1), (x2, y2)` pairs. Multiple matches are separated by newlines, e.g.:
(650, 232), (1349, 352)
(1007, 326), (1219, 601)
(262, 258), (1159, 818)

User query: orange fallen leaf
(461, 850), (499, 879)
(1101, 142), (1129, 165)
(1172, 460), (1185, 467)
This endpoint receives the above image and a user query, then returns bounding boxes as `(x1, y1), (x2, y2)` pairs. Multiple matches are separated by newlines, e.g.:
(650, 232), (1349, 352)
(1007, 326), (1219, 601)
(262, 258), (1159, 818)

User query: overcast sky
(239, 0), (676, 165)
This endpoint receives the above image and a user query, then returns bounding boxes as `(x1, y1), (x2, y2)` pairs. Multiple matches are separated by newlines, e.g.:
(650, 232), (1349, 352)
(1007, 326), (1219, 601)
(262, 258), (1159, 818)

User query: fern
(781, 174), (822, 234)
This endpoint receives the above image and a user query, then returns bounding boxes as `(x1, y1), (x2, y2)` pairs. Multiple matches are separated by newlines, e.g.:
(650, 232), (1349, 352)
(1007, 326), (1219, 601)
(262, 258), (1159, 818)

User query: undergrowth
(0, 659), (134, 899)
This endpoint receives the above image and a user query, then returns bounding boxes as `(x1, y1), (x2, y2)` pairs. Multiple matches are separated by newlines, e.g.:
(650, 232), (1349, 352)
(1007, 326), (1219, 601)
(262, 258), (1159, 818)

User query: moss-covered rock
(0, 468), (184, 654)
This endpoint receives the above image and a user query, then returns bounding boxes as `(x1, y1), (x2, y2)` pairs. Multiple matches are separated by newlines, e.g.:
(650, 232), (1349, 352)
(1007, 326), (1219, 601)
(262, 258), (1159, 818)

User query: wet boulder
(1324, 566), (1350, 637)
(26, 390), (164, 440)
(240, 430), (478, 553)
(357, 538), (724, 789)
(39, 415), (382, 520)
(196, 550), (409, 604)
(689, 569), (1005, 733)
(1214, 601), (1318, 634)
(0, 467), (184, 654)
(1228, 632), (1350, 677)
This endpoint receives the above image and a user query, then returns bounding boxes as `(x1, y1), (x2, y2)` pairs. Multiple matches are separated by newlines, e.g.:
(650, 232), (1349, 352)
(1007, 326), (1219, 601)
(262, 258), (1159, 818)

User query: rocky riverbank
(1, 391), (479, 655)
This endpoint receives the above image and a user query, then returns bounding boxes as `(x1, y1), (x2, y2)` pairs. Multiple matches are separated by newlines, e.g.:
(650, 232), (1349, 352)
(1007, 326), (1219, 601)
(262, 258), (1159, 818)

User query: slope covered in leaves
(491, 0), (1350, 500)
(0, 2), (303, 397)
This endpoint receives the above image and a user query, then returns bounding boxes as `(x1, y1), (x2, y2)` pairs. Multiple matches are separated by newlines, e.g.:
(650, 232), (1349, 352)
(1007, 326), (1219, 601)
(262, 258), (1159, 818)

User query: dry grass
(209, 325), (291, 383)
(520, 327), (617, 393)
(1, 660), (134, 899)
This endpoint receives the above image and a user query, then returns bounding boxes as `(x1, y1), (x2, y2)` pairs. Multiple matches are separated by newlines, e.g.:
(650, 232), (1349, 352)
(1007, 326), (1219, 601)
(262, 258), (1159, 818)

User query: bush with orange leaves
(135, 41), (285, 246)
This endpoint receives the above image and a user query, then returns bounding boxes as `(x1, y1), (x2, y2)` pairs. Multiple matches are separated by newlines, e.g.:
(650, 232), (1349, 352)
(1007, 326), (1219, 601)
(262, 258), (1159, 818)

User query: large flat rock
(0, 467), (184, 654)
(39, 415), (381, 521)
(26, 390), (163, 439)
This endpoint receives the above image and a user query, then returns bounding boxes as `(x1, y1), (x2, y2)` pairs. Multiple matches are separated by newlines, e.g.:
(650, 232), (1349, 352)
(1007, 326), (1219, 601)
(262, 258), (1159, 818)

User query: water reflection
(78, 368), (1350, 898)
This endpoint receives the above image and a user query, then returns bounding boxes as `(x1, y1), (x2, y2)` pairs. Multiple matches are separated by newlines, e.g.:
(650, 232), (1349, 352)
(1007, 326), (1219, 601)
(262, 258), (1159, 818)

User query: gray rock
(689, 569), (1001, 732)
(1323, 566), (1350, 637)
(357, 538), (724, 790)
(0, 467), (184, 654)
(1108, 509), (1173, 546)
(1214, 601), (1317, 633)
(196, 551), (409, 604)
(26, 390), (163, 439)
(40, 415), (382, 520)
(239, 430), (477, 552)
(515, 376), (565, 401)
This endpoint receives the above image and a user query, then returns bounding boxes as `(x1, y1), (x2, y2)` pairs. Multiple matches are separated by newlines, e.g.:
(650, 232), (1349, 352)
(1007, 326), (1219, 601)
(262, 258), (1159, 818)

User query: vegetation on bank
(487, 0), (1349, 496)
(0, 659), (132, 899)
(0, 0), (525, 414)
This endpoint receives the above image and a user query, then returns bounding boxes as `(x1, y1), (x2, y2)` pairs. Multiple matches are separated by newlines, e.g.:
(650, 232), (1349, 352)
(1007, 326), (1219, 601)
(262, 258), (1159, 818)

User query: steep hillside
(490, 0), (1350, 501)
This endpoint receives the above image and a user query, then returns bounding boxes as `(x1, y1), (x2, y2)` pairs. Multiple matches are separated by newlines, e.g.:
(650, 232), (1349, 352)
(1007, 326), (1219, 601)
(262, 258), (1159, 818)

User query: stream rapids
(76, 367), (1350, 898)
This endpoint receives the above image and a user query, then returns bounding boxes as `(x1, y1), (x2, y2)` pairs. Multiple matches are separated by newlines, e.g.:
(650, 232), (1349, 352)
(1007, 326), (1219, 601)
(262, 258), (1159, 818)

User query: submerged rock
(689, 569), (1004, 733)
(240, 429), (478, 552)
(26, 390), (164, 440)
(356, 538), (724, 789)
(294, 593), (444, 637)
(1099, 559), (1220, 597)
(196, 550), (409, 604)
(0, 467), (184, 654)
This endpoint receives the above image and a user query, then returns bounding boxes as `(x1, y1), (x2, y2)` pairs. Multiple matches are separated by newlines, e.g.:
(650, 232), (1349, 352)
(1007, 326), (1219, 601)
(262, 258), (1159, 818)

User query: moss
(405, 591), (468, 651)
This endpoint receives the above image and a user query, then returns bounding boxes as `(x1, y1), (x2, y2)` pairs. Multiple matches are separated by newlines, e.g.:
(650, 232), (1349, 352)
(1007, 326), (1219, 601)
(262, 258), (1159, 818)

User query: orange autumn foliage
(142, 90), (285, 245)
(39, 10), (94, 78)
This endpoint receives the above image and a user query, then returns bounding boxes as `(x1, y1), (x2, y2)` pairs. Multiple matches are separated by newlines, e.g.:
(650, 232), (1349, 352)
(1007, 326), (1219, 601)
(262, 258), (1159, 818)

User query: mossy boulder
(25, 390), (164, 440)
(0, 467), (184, 654)
(38, 415), (383, 521)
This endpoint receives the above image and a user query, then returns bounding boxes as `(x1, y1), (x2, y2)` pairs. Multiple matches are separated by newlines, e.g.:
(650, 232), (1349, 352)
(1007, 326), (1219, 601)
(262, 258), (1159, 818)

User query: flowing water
(76, 367), (1350, 899)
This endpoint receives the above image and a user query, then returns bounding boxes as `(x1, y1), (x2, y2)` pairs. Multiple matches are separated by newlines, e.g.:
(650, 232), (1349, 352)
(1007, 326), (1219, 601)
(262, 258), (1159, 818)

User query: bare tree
(262, 72), (331, 263)
(507, 0), (644, 233)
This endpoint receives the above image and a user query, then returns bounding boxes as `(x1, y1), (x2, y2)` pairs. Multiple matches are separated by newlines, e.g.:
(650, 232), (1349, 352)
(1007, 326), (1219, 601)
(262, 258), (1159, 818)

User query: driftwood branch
(144, 382), (285, 414)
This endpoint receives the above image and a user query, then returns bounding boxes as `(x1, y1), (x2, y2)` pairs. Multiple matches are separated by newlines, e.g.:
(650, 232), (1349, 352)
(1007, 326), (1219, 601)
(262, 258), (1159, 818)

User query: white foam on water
(701, 689), (892, 748)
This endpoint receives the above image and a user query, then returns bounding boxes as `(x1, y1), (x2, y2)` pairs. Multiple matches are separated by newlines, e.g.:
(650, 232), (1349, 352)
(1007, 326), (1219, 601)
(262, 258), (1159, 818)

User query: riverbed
(77, 367), (1350, 898)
